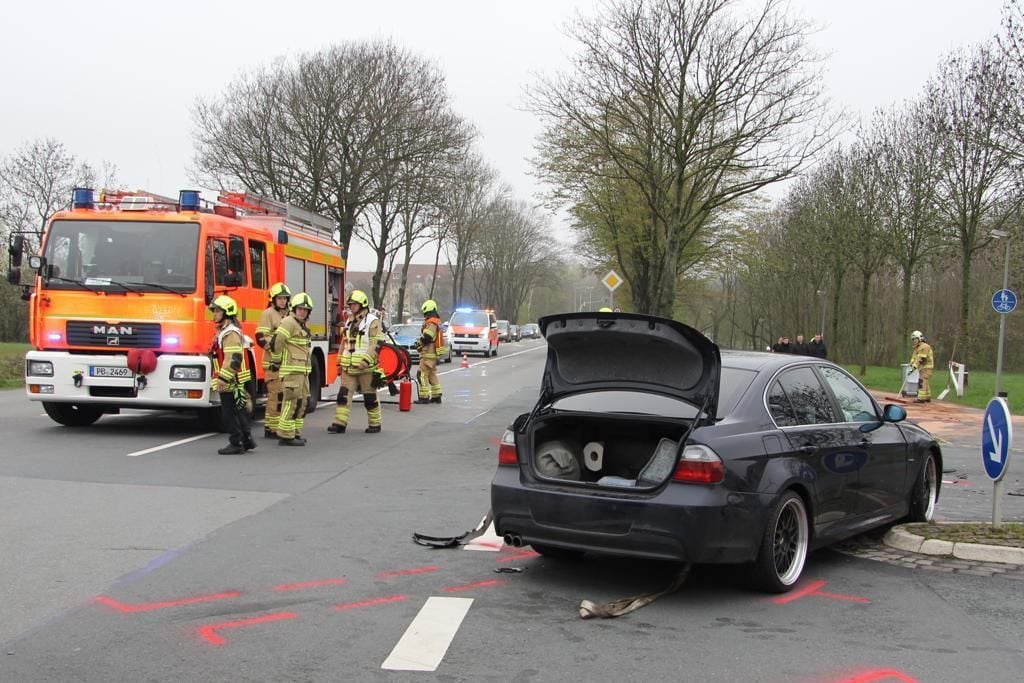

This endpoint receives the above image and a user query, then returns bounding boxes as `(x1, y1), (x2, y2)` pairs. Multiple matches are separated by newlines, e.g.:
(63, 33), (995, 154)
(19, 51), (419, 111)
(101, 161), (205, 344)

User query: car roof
(720, 349), (836, 372)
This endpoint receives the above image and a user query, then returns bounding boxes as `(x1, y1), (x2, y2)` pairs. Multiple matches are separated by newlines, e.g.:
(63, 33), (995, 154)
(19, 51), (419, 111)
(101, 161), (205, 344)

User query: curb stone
(882, 525), (1024, 565)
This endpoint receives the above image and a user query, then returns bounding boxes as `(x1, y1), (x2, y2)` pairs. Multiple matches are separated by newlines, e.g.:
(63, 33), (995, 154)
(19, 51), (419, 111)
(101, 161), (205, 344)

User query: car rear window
(551, 367), (757, 419)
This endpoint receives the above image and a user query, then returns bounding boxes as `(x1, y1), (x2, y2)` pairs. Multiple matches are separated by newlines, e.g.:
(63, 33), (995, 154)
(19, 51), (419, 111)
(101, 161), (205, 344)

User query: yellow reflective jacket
(255, 306), (286, 371)
(340, 310), (381, 373)
(419, 315), (445, 360)
(910, 341), (934, 371)
(211, 324), (252, 393)
(271, 314), (311, 377)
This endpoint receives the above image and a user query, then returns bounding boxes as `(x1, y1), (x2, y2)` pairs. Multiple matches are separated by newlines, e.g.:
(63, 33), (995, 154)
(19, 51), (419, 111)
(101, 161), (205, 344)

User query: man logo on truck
(93, 325), (134, 336)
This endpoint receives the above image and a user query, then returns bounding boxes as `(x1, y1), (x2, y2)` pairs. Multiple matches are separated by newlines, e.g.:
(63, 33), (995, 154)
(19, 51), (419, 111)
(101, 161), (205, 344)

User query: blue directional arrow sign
(992, 289), (1017, 314)
(982, 397), (1013, 481)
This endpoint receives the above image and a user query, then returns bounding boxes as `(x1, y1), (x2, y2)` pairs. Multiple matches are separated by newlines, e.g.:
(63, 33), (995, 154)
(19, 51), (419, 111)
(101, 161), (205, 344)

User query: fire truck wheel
(42, 402), (103, 427)
(305, 355), (323, 415)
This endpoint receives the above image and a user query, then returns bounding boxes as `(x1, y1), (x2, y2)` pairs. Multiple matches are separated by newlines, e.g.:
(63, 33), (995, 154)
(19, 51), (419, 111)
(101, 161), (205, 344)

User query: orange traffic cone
(460, 353), (470, 369)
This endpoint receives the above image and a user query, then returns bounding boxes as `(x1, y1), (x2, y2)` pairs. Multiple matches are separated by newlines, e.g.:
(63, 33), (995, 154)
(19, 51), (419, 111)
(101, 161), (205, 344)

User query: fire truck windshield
(42, 220), (200, 293)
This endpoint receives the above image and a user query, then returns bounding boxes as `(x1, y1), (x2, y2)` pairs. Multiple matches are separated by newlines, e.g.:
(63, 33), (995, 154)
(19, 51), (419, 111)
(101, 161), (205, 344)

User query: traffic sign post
(992, 288), (1017, 399)
(602, 270), (622, 310)
(982, 397), (1013, 527)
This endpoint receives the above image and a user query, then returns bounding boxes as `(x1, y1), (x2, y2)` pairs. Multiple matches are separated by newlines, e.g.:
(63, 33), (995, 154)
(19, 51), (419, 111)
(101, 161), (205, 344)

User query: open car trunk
(527, 412), (689, 489)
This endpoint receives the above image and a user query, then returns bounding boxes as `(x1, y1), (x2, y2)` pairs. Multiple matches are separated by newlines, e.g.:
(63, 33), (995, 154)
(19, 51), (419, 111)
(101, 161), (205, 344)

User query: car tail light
(498, 429), (518, 466)
(672, 444), (724, 484)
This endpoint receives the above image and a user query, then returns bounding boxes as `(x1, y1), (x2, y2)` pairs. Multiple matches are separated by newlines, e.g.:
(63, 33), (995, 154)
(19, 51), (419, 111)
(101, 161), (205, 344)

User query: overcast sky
(0, 0), (1007, 270)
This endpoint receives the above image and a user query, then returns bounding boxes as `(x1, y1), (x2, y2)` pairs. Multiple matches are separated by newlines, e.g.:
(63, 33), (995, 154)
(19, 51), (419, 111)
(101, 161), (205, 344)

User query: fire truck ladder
(218, 192), (337, 243)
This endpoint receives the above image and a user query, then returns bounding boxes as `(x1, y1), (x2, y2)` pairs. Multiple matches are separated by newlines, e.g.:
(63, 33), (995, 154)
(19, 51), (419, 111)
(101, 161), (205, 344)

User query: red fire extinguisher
(399, 378), (413, 411)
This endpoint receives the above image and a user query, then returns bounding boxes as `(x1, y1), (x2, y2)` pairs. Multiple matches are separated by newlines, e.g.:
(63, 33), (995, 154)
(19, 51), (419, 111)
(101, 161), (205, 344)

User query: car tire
(42, 402), (103, 427)
(531, 543), (584, 560)
(750, 490), (809, 593)
(905, 452), (938, 523)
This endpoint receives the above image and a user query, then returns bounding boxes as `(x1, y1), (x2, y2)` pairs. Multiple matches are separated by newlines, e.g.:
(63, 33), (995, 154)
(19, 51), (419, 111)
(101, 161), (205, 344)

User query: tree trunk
(959, 246), (972, 368)
(901, 263), (913, 358)
(859, 270), (871, 376)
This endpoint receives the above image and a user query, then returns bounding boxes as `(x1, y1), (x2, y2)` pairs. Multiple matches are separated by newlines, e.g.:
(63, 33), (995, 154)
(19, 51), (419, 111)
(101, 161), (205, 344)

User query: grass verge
(0, 342), (28, 389)
(902, 522), (1024, 548)
(844, 364), (1024, 415)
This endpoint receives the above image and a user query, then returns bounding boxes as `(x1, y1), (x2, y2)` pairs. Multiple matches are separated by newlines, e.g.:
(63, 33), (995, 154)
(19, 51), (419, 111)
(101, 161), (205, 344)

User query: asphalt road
(1, 342), (1022, 682)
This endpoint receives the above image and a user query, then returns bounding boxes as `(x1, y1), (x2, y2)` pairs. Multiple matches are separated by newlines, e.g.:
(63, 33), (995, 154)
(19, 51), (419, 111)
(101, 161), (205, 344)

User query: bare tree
(924, 44), (1021, 366)
(530, 0), (840, 316)
(0, 139), (116, 341)
(471, 198), (562, 321)
(439, 153), (499, 306)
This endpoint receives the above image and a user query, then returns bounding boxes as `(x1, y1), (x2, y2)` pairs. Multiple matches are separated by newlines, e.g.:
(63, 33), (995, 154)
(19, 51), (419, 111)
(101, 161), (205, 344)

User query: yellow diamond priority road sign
(602, 270), (622, 292)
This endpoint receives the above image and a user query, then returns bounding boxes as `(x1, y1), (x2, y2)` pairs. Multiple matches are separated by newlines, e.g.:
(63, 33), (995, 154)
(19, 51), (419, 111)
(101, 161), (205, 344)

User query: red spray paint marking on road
(772, 580), (870, 605)
(442, 579), (503, 593)
(335, 594), (408, 611)
(272, 578), (348, 591)
(836, 669), (918, 683)
(497, 547), (539, 562)
(197, 612), (297, 646)
(377, 565), (441, 578)
(96, 591), (241, 613)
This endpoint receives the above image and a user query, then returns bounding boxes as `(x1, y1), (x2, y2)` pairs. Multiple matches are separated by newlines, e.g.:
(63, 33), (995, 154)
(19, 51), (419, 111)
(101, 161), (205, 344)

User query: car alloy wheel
(773, 495), (808, 586)
(907, 453), (938, 522)
(752, 490), (809, 592)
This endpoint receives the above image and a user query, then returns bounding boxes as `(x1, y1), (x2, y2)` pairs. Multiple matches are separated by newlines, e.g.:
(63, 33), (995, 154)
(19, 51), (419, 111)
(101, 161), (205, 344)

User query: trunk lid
(538, 312), (720, 419)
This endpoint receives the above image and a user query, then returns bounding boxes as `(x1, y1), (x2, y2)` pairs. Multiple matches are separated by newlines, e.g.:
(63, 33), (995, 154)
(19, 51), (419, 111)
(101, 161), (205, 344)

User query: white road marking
(381, 596), (474, 672)
(463, 520), (504, 552)
(440, 344), (544, 375)
(126, 433), (217, 457)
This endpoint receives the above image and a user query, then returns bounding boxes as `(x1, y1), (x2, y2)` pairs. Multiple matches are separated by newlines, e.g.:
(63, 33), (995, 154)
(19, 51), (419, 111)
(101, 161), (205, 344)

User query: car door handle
(857, 439), (871, 448)
(797, 445), (818, 455)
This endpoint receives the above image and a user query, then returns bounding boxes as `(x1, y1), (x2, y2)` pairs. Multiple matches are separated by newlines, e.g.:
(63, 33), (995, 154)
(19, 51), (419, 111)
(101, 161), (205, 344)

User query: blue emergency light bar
(72, 187), (95, 209)
(178, 190), (201, 211)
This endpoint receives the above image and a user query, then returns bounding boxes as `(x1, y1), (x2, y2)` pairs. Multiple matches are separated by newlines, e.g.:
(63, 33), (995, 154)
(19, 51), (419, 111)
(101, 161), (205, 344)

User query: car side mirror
(8, 235), (24, 267)
(882, 404), (906, 423)
(29, 255), (44, 271)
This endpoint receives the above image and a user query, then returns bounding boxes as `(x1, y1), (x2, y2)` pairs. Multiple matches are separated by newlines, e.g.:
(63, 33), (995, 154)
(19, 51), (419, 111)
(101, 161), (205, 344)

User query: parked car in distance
(388, 324), (452, 364)
(520, 323), (540, 339)
(510, 324), (521, 342)
(496, 320), (511, 342)
(492, 312), (941, 593)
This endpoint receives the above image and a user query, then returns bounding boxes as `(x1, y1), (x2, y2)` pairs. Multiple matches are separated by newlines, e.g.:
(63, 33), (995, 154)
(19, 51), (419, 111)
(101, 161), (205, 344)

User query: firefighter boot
(218, 443), (246, 455)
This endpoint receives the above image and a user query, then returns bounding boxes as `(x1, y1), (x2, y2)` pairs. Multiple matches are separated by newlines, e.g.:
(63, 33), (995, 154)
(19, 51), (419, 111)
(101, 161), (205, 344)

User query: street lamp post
(992, 230), (1012, 398)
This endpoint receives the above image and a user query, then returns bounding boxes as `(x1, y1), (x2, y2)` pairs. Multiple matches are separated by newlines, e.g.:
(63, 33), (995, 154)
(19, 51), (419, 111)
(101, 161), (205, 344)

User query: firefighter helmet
(209, 295), (238, 317)
(291, 292), (314, 311)
(599, 307), (612, 313)
(347, 290), (369, 308)
(421, 299), (438, 315)
(911, 330), (923, 340)
(269, 282), (291, 299)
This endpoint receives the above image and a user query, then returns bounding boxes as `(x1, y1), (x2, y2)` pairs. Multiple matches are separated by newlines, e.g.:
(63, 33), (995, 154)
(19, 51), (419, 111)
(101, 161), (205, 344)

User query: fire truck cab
(13, 188), (345, 428)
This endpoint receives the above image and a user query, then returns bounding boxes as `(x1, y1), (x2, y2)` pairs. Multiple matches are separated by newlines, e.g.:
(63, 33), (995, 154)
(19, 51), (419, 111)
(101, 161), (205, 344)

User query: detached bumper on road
(491, 469), (768, 564)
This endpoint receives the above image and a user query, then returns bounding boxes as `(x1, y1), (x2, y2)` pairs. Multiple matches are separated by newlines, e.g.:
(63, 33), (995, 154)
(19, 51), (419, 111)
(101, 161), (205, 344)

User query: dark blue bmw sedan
(491, 312), (941, 593)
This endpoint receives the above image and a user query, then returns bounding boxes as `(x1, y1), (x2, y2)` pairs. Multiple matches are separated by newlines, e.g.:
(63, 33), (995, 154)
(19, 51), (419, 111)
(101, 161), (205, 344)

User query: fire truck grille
(66, 321), (163, 349)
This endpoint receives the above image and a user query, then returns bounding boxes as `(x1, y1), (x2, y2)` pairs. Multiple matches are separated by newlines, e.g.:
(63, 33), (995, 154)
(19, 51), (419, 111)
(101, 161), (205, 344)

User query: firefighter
(255, 282), (290, 438)
(272, 292), (314, 446)
(910, 330), (935, 403)
(414, 299), (445, 404)
(209, 295), (255, 455)
(328, 290), (383, 434)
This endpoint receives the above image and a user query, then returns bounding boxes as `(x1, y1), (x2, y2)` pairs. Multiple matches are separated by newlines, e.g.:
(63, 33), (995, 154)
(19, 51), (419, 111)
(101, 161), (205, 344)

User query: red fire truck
(9, 188), (345, 428)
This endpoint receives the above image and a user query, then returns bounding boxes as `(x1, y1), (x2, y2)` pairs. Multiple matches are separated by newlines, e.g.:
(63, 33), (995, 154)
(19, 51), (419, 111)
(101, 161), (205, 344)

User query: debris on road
(413, 511), (493, 549)
(578, 565), (690, 619)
